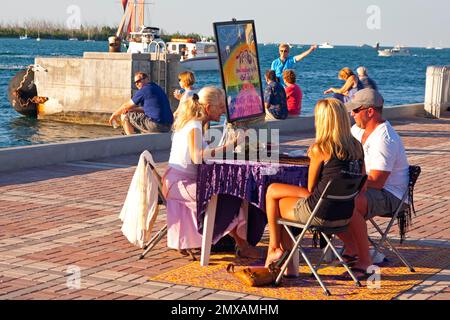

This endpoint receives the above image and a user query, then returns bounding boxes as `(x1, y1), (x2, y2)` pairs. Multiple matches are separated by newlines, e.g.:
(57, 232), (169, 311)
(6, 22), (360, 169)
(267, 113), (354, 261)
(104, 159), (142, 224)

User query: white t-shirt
(351, 121), (409, 200)
(169, 120), (206, 174)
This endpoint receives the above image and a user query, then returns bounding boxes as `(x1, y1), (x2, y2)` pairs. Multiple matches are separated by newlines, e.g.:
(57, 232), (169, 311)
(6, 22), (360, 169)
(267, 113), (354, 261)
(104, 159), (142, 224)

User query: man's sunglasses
(134, 78), (146, 85)
(279, 50), (288, 52)
(352, 106), (371, 114)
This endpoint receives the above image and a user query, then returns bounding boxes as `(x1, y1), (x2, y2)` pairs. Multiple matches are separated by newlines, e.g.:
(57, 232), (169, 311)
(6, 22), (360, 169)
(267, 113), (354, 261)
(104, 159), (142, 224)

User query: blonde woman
(324, 67), (363, 103)
(264, 98), (364, 269)
(164, 87), (259, 258)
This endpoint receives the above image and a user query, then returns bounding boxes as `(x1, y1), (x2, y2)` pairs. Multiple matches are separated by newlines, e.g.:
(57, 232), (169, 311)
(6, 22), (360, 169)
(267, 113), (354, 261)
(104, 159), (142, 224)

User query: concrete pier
(34, 52), (183, 126)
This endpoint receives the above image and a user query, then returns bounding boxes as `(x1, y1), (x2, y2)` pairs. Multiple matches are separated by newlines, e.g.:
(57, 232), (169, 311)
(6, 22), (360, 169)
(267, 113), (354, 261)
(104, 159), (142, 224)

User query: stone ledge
(0, 103), (425, 173)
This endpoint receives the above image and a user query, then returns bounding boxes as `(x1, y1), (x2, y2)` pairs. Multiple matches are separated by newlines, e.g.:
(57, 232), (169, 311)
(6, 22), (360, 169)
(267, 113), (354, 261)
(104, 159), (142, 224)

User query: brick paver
(0, 113), (449, 300)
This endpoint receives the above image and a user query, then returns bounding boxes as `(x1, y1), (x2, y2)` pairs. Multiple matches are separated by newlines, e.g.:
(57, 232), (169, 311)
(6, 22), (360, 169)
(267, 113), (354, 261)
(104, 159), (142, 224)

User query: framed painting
(213, 20), (265, 123)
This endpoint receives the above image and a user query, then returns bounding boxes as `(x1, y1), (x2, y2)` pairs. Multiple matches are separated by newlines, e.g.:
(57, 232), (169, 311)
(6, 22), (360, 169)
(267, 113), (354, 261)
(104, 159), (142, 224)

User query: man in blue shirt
(271, 44), (318, 87)
(109, 72), (174, 135)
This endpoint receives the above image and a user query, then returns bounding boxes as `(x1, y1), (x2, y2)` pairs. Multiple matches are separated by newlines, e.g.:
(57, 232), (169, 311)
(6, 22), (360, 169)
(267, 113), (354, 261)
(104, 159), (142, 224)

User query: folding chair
(139, 159), (168, 260)
(275, 175), (367, 296)
(368, 165), (421, 272)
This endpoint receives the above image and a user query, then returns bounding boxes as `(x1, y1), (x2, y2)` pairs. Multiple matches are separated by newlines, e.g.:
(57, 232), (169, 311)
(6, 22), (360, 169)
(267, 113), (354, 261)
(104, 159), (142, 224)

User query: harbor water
(0, 38), (449, 148)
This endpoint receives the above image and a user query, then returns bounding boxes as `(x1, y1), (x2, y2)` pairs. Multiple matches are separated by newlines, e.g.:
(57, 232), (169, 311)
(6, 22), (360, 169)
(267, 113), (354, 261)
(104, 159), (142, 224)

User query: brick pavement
(0, 113), (449, 300)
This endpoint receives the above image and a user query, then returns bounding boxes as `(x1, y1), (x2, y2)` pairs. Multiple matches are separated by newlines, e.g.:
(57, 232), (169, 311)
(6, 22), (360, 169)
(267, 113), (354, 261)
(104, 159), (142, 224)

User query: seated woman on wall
(163, 87), (260, 258)
(264, 98), (364, 269)
(324, 67), (363, 103)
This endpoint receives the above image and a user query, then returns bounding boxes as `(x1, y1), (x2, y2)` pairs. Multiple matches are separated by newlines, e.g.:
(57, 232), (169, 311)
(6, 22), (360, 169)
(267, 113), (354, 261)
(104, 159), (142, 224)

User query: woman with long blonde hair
(164, 87), (259, 258)
(264, 98), (364, 270)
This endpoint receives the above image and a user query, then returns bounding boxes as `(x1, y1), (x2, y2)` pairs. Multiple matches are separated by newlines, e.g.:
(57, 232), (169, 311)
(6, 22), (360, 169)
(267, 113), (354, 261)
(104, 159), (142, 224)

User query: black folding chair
(368, 165), (421, 272)
(275, 175), (367, 296)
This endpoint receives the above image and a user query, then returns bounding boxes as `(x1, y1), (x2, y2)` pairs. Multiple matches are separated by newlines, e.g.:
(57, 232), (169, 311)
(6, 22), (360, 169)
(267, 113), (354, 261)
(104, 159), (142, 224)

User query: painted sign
(214, 20), (265, 122)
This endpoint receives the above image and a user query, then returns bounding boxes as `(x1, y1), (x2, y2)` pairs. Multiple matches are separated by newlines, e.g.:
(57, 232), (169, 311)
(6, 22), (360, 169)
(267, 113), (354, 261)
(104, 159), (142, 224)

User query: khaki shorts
(124, 112), (171, 133)
(294, 198), (350, 228)
(365, 188), (405, 219)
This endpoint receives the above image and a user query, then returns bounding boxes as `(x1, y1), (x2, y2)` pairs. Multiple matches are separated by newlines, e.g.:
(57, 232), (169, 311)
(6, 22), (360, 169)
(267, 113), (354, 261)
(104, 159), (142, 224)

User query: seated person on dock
(264, 70), (288, 120)
(324, 67), (363, 103)
(357, 66), (379, 91)
(264, 98), (364, 272)
(109, 72), (174, 135)
(282, 69), (303, 117)
(162, 87), (259, 258)
(173, 71), (198, 117)
(337, 89), (409, 277)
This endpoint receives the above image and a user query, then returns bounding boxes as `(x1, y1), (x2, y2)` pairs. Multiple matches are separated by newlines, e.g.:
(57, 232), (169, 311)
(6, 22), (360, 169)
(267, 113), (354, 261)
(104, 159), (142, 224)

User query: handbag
(226, 252), (288, 287)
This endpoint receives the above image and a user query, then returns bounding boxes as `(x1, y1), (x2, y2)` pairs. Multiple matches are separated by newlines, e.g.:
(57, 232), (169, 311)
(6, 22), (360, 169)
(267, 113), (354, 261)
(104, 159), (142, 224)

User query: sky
(1, 0), (449, 47)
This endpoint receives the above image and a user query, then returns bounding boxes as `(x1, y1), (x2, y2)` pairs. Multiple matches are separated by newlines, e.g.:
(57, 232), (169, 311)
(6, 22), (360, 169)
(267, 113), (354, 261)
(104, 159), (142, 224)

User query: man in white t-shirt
(338, 89), (409, 276)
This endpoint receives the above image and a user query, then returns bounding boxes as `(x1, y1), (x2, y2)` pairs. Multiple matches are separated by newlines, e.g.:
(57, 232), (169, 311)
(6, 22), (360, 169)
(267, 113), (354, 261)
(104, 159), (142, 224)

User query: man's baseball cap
(345, 88), (384, 112)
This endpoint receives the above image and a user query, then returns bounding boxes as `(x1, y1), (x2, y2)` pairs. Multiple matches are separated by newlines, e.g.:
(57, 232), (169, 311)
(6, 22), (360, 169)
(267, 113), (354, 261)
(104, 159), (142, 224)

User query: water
(1, 38), (449, 148)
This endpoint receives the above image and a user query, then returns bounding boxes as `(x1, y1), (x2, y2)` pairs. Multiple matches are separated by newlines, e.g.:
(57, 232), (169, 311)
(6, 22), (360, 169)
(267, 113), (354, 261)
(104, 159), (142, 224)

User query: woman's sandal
(350, 267), (371, 281)
(334, 254), (358, 267)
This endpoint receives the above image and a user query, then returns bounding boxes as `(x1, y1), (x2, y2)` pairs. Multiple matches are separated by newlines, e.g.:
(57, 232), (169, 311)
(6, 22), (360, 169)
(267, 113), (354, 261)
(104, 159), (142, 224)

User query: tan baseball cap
(345, 88), (384, 112)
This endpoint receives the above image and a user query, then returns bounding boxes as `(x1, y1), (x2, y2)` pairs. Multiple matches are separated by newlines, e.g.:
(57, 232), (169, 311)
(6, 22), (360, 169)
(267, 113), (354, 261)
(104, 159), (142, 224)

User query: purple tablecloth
(197, 161), (308, 246)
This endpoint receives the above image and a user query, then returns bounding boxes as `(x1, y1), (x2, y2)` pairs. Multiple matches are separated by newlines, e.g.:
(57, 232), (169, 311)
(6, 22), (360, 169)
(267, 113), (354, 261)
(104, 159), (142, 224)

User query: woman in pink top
(283, 69), (303, 117)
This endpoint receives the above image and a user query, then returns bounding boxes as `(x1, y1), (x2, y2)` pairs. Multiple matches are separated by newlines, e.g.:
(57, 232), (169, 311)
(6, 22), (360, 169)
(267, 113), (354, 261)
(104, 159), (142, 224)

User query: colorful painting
(214, 20), (265, 122)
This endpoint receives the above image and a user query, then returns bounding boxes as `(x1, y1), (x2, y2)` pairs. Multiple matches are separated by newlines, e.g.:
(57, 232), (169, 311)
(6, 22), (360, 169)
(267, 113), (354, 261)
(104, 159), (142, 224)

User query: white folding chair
(275, 175), (367, 296)
(139, 159), (168, 260)
(368, 165), (421, 272)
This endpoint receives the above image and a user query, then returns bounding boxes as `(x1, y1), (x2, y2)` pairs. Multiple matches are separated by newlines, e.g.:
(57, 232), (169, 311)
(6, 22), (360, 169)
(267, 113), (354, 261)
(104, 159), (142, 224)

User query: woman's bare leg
(265, 183), (310, 266)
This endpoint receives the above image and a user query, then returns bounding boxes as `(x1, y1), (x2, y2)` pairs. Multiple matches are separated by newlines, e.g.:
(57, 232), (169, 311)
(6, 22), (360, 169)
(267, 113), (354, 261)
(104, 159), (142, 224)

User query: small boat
(378, 45), (411, 57)
(166, 38), (219, 71)
(126, 26), (165, 53)
(319, 42), (334, 49)
(36, 31), (41, 42)
(68, 37), (79, 41)
(434, 47), (443, 50)
(19, 33), (30, 40)
(85, 30), (95, 42)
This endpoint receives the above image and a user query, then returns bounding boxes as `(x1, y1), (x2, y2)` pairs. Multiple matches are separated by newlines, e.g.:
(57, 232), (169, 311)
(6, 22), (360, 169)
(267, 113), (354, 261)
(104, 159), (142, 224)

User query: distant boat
(19, 33), (30, 40)
(319, 42), (334, 49)
(68, 37), (79, 41)
(36, 31), (41, 42)
(434, 47), (443, 50)
(84, 31), (95, 43)
(425, 46), (433, 50)
(378, 45), (411, 57)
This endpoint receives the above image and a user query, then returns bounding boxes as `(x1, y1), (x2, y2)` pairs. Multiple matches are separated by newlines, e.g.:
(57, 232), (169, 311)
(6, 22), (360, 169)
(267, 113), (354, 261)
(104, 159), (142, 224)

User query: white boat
(126, 26), (165, 53)
(378, 45), (411, 57)
(166, 38), (219, 71)
(319, 42), (334, 49)
(19, 33), (30, 40)
(36, 31), (41, 42)
(68, 37), (79, 41)
(434, 47), (443, 50)
(85, 30), (95, 42)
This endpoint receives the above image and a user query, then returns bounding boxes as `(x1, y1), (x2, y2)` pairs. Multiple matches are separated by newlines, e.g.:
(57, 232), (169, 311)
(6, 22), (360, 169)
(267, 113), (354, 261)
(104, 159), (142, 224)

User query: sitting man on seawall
(337, 88), (409, 277)
(109, 72), (174, 135)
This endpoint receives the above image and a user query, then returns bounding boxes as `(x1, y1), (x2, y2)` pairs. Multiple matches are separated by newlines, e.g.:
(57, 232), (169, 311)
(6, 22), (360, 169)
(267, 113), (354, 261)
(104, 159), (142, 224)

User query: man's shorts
(124, 112), (171, 133)
(365, 188), (405, 219)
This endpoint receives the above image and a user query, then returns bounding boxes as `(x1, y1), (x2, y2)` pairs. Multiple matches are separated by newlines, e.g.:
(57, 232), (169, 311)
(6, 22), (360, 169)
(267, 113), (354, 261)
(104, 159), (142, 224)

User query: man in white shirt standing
(338, 89), (409, 277)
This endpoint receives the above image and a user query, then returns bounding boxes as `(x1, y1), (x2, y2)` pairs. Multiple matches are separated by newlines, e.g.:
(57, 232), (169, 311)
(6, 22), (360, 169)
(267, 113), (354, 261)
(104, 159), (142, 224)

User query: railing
(149, 40), (168, 93)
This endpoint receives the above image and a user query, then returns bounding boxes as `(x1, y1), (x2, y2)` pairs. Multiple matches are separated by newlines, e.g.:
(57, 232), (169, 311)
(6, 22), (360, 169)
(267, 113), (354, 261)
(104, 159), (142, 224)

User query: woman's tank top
(306, 157), (363, 221)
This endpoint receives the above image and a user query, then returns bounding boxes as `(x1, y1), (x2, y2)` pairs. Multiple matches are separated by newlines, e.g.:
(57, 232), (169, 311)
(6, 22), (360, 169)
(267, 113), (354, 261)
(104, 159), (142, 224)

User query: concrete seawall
(0, 103), (425, 173)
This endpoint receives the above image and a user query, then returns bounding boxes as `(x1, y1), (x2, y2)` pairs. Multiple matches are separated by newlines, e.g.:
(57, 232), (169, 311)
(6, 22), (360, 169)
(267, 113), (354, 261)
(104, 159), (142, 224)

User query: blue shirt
(264, 81), (288, 120)
(271, 56), (296, 87)
(132, 83), (174, 125)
